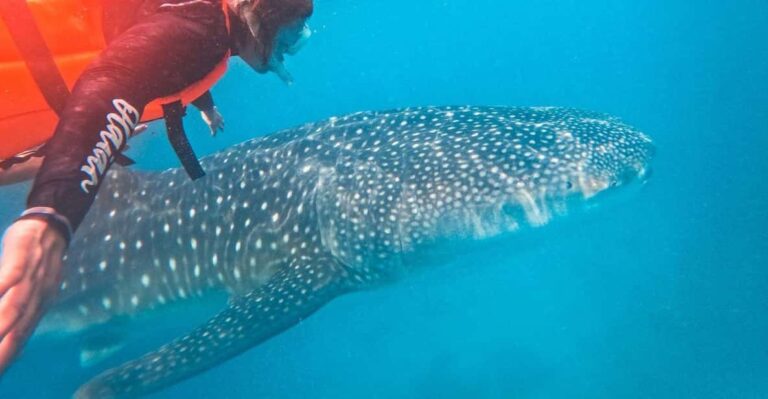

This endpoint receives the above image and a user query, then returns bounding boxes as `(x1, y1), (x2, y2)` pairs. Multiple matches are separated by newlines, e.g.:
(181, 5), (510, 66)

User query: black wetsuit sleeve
(191, 91), (215, 111)
(26, 0), (229, 232)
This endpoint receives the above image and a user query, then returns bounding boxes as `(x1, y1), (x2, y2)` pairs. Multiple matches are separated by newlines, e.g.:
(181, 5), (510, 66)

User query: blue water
(2, 0), (767, 397)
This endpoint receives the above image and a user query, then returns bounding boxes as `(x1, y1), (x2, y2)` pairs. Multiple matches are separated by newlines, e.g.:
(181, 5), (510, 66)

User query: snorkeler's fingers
(0, 244), (25, 298)
(0, 274), (36, 339)
(0, 258), (25, 299)
(0, 282), (43, 374)
(40, 245), (63, 302)
(0, 320), (22, 374)
(0, 234), (33, 298)
(0, 219), (64, 373)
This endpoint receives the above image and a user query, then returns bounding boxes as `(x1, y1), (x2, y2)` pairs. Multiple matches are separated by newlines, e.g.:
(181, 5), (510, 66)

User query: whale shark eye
(565, 181), (574, 190)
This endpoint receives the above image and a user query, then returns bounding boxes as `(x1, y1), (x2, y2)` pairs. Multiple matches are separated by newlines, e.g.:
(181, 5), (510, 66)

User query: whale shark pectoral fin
(73, 256), (351, 399)
(80, 342), (125, 369)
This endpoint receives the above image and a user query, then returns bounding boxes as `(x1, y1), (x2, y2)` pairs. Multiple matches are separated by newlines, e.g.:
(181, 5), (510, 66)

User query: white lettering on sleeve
(80, 99), (140, 193)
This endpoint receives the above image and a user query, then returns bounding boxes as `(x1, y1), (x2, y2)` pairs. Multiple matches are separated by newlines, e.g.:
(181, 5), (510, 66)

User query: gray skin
(42, 106), (654, 398)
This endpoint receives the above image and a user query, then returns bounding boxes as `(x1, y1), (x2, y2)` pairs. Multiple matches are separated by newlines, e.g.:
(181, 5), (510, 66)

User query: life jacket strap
(162, 102), (206, 180)
(0, 0), (71, 115)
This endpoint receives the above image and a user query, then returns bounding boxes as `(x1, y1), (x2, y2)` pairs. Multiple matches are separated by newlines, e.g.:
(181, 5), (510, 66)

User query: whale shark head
(483, 107), (654, 196)
(558, 110), (654, 197)
(549, 110), (654, 236)
(307, 106), (655, 268)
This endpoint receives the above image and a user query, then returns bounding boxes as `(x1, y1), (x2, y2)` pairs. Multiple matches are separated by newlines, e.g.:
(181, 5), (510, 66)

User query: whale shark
(41, 106), (653, 398)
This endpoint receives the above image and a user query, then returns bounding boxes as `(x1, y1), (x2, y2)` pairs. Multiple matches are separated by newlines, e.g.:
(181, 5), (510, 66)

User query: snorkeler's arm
(192, 91), (225, 136)
(0, 1), (229, 374)
(191, 90), (214, 110)
(26, 4), (229, 232)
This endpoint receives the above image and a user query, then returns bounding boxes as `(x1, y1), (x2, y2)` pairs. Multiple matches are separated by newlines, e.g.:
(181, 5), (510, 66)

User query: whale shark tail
(74, 255), (353, 399)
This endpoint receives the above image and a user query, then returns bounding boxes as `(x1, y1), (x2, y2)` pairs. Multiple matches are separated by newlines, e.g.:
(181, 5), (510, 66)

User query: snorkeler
(0, 0), (313, 373)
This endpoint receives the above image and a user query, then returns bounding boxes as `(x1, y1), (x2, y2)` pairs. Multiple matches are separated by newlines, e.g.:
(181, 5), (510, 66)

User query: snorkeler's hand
(0, 157), (43, 187)
(0, 219), (65, 374)
(200, 106), (225, 136)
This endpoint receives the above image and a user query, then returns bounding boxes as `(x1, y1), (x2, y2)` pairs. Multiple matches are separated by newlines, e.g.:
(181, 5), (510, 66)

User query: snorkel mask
(265, 21), (312, 84)
(234, 0), (313, 84)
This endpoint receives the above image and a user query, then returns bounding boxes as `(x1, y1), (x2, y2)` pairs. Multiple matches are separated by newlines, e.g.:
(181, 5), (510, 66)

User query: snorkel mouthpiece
(268, 56), (294, 85)
(234, 0), (313, 84)
(268, 22), (311, 85)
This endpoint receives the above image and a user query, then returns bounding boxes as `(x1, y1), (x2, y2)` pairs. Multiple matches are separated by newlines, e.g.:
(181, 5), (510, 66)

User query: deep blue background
(2, 0), (767, 397)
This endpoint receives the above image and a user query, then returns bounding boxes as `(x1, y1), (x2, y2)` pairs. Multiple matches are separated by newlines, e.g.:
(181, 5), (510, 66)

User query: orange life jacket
(0, 0), (230, 161)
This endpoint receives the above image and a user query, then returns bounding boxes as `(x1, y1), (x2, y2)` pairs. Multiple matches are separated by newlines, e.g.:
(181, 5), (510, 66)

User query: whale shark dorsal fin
(74, 256), (352, 399)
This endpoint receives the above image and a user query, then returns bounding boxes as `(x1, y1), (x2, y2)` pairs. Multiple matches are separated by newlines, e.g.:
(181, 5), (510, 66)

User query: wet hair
(248, 0), (313, 59)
